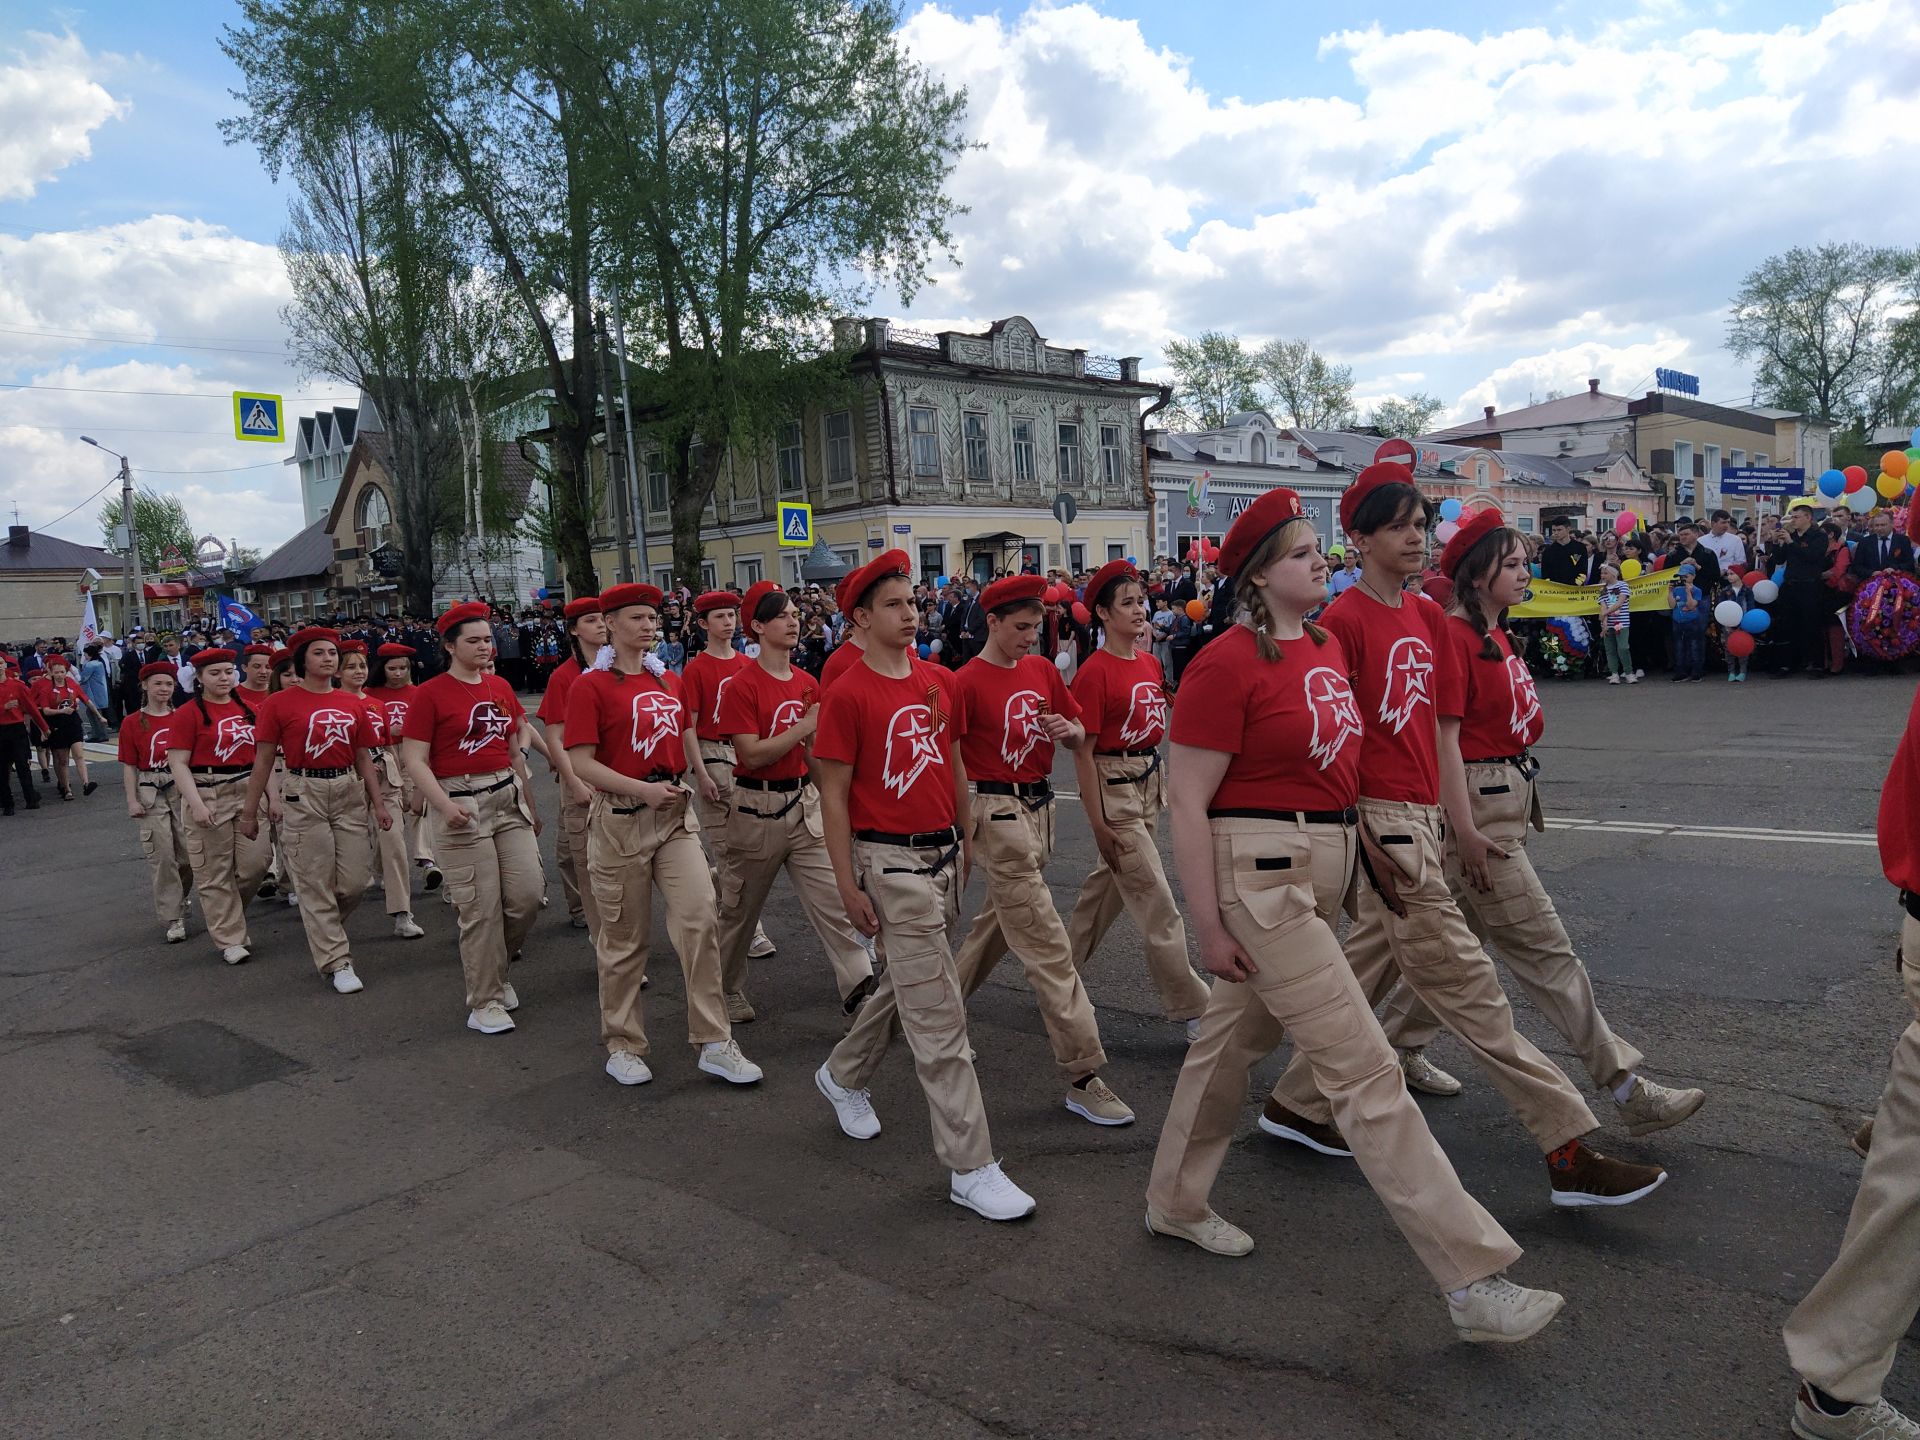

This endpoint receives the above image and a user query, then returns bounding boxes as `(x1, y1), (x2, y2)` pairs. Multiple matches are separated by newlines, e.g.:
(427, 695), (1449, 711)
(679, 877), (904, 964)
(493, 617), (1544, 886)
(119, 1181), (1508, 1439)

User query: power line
(136, 459), (287, 475)
(0, 325), (291, 358)
(0, 380), (345, 401)
(34, 469), (123, 533)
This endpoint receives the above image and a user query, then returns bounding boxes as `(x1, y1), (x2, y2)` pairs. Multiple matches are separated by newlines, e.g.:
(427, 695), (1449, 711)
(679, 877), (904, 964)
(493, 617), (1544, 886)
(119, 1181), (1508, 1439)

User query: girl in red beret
(339, 640), (425, 940)
(1064, 562), (1210, 1036)
(165, 648), (272, 965)
(400, 604), (542, 1033)
(368, 643), (439, 894)
(1376, 511), (1704, 1136)
(120, 662), (191, 942)
(0, 650), (49, 813)
(31, 654), (102, 800)
(536, 599), (609, 938)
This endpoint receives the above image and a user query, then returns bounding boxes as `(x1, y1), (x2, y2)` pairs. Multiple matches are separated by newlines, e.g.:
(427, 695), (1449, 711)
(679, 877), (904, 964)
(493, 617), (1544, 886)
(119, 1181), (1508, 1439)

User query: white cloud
(0, 32), (128, 201)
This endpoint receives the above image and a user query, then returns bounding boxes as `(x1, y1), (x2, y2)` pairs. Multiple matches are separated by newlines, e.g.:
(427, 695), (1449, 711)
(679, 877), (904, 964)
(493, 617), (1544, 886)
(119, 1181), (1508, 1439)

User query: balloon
(1751, 578), (1779, 604)
(1184, 598), (1207, 620)
(1908, 447), (1920, 467)
(1880, 472), (1905, 499)
(1434, 520), (1459, 543)
(1818, 468), (1846, 497)
(1725, 629), (1756, 657)
(1613, 511), (1637, 536)
(916, 643), (931, 659)
(1201, 540), (1219, 562)
(1621, 559), (1642, 580)
(743, 643), (761, 659)
(1438, 497), (1464, 522)
(929, 637), (943, 654)
(1885, 451), (1910, 480)
(1911, 427), (1920, 449)
(1125, 554), (1138, 566)
(935, 574), (948, 588)
(1054, 651), (1073, 671)
(1740, 608), (1771, 633)
(1714, 600), (1743, 626)
(1070, 602), (1090, 625)
(1772, 566), (1786, 587)
(1530, 562), (1542, 577)
(1845, 465), (1870, 491)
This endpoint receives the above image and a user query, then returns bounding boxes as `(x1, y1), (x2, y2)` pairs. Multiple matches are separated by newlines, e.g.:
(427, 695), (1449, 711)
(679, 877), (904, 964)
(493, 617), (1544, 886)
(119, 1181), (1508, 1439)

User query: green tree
(1253, 338), (1354, 430)
(1164, 330), (1260, 430)
(100, 486), (194, 574)
(1368, 392), (1445, 439)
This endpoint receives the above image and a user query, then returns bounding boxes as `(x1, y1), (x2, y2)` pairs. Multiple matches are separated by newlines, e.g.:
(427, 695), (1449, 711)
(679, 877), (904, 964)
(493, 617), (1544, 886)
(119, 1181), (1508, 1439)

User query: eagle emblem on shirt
(147, 727), (174, 768)
(383, 698), (409, 734)
(213, 715), (255, 763)
(882, 703), (944, 797)
(630, 690), (684, 759)
(1304, 667), (1363, 771)
(711, 671), (739, 725)
(303, 707), (358, 761)
(769, 697), (808, 734)
(457, 700), (514, 755)
(1118, 679), (1167, 746)
(1378, 636), (1433, 735)
(1001, 689), (1047, 770)
(1505, 653), (1541, 741)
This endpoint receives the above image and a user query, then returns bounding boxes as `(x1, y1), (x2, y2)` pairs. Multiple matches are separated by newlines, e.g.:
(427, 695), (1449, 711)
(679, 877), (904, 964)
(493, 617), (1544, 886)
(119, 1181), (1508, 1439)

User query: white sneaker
(221, 944), (250, 965)
(1607, 675), (1620, 685)
(605, 1050), (652, 1085)
(502, 982), (519, 1012)
(950, 1161), (1037, 1221)
(1632, 669), (1645, 680)
(393, 912), (425, 939)
(286, 891), (300, 907)
(1185, 1017), (1203, 1042)
(816, 1062), (880, 1139)
(467, 1001), (514, 1034)
(1447, 1274), (1565, 1344)
(748, 928), (777, 959)
(330, 964), (364, 995)
(165, 919), (186, 943)
(1625, 674), (1640, 685)
(698, 1038), (764, 1085)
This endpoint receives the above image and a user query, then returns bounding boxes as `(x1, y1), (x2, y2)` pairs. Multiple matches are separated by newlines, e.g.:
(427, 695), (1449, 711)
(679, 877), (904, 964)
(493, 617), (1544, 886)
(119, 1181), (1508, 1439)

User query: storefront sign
(1655, 367), (1700, 396)
(1721, 466), (1805, 496)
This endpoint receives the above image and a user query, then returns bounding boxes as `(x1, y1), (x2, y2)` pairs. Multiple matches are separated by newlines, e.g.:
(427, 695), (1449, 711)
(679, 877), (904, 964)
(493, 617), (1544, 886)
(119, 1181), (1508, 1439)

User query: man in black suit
(1849, 509), (1917, 585)
(1665, 522), (1722, 592)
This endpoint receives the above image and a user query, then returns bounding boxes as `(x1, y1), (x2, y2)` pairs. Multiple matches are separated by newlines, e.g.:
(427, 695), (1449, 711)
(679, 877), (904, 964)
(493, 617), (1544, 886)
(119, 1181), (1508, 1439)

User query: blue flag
(216, 593), (262, 640)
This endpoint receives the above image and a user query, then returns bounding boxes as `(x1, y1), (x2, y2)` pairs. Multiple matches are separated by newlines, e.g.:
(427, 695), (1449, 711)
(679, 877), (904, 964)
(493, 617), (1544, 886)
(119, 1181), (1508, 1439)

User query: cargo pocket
(443, 863), (479, 909)
(865, 854), (943, 930)
(891, 945), (964, 1040)
(1218, 832), (1313, 936)
(139, 827), (160, 862)
(1098, 773), (1145, 829)
(1256, 974), (1385, 1086)
(1390, 905), (1470, 988)
(802, 789), (824, 841)
(589, 870), (625, 926)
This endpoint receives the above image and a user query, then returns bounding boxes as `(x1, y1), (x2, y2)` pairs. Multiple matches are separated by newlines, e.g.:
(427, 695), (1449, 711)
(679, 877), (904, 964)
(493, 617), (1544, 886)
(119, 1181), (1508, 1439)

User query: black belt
(1096, 746), (1158, 758)
(288, 766), (353, 779)
(1208, 806), (1358, 826)
(976, 779), (1051, 799)
(608, 771), (680, 814)
(1903, 890), (1920, 924)
(190, 768), (249, 783)
(447, 774), (516, 797)
(140, 770), (175, 791)
(737, 775), (807, 792)
(856, 826), (959, 849)
(1470, 751), (1541, 780)
(1102, 749), (1162, 787)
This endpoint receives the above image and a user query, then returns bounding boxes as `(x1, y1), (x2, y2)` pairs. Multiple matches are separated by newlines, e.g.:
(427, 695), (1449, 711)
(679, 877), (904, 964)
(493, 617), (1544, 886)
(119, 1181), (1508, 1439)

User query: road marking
(1547, 817), (1876, 848)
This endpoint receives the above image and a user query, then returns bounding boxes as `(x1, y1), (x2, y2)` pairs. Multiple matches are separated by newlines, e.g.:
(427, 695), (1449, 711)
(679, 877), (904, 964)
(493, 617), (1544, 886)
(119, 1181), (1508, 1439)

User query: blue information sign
(1721, 466), (1804, 496)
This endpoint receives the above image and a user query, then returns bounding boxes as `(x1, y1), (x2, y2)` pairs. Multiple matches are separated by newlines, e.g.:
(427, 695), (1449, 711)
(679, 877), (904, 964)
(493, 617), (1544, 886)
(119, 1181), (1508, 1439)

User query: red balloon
(1845, 464), (1870, 490)
(1070, 602), (1090, 625)
(1725, 629), (1756, 657)
(1201, 540), (1220, 561)
(1045, 584), (1070, 605)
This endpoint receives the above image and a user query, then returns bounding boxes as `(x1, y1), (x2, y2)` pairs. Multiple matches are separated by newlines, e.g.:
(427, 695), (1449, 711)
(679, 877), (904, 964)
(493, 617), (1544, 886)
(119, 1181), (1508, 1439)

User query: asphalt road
(3, 670), (1916, 1439)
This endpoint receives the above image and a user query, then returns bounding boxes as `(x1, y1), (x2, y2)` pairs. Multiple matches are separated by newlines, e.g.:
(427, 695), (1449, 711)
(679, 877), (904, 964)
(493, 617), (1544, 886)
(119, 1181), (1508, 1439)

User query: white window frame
(964, 411), (990, 487)
(1069, 542), (1086, 573)
(1730, 448), (1746, 468)
(917, 542), (947, 582)
(1011, 418), (1035, 486)
(1057, 422), (1082, 485)
(1099, 424), (1123, 489)
(1754, 452), (1768, 466)
(646, 458), (670, 518)
(777, 421), (806, 497)
(825, 409), (855, 494)
(1516, 514), (1536, 534)
(832, 546), (860, 570)
(1673, 440), (1693, 493)
(781, 552), (805, 588)
(734, 555), (763, 589)
(1106, 542), (1126, 561)
(908, 406), (940, 478)
(699, 561), (718, 591)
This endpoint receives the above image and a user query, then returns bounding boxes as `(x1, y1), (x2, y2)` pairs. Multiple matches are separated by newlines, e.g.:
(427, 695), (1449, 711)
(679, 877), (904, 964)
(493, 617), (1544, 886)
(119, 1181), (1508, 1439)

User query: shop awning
(965, 530), (1026, 547)
(143, 582), (191, 599)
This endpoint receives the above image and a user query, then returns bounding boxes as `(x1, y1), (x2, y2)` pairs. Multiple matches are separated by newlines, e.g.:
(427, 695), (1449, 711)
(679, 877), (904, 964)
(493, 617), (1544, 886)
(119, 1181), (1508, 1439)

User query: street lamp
(80, 435), (144, 635)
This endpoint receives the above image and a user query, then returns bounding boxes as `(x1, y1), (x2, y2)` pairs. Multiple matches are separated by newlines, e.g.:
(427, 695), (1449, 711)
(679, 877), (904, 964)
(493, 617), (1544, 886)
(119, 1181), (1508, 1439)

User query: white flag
(78, 589), (100, 648)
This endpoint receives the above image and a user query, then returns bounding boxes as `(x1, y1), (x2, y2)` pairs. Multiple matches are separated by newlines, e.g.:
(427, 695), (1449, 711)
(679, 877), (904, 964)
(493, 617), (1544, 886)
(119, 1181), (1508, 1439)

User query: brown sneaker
(1064, 1075), (1135, 1127)
(1614, 1076), (1706, 1137)
(1548, 1141), (1666, 1208)
(1257, 1099), (1353, 1157)
(1852, 1117), (1874, 1159)
(724, 991), (756, 1024)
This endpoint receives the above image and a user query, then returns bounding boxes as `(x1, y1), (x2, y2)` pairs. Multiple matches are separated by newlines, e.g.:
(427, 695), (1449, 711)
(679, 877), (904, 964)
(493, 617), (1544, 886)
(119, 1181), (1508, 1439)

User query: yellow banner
(1511, 570), (1676, 619)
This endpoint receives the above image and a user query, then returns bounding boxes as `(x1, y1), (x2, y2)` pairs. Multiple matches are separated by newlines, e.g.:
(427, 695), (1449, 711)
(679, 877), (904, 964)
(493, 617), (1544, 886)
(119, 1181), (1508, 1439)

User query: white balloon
(1751, 579), (1780, 605)
(1713, 600), (1743, 627)
(929, 637), (943, 654)
(743, 642), (761, 659)
(1054, 651), (1073, 671)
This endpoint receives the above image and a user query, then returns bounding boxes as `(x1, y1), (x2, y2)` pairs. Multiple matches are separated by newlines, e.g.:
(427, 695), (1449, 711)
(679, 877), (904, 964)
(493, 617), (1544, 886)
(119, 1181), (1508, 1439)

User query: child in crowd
(1668, 563), (1706, 682)
(1598, 563), (1635, 684)
(1724, 572), (1755, 683)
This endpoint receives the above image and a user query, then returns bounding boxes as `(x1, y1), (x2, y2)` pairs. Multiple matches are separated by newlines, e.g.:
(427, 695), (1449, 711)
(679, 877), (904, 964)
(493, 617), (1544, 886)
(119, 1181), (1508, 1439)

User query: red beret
(833, 571), (860, 612)
(1421, 574), (1455, 608)
(1085, 559), (1142, 612)
(194, 647), (238, 668)
(242, 643), (275, 659)
(286, 627), (341, 653)
(981, 574), (1048, 611)
(739, 579), (784, 634)
(1217, 487), (1306, 579)
(435, 602), (490, 637)
(44, 653), (70, 668)
(562, 596), (602, 621)
(138, 661), (176, 683)
(843, 549), (911, 612)
(376, 643), (416, 660)
(694, 589), (742, 616)
(338, 639), (368, 656)
(599, 583), (664, 614)
(1438, 505), (1508, 579)
(1340, 459), (1421, 535)
(270, 648), (291, 669)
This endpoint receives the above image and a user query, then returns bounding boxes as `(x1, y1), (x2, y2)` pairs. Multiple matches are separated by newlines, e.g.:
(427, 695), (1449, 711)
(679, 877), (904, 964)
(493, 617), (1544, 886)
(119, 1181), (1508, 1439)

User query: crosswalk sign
(232, 391), (285, 443)
(777, 500), (813, 547)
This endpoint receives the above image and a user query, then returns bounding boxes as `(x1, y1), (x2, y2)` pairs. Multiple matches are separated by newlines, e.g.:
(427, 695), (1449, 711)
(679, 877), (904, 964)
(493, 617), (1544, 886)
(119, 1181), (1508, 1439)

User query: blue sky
(4, 0), (1916, 549)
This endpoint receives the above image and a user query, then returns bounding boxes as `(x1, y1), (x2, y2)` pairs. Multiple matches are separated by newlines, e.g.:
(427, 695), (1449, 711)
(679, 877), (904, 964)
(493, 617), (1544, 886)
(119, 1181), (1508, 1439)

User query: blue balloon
(934, 575), (948, 588)
(1126, 554), (1138, 566)
(1772, 565), (1786, 587)
(1439, 497), (1464, 522)
(1819, 468), (1846, 497)
(1740, 608), (1771, 634)
(1911, 426), (1920, 449)
(917, 643), (931, 659)
(1530, 562), (1542, 577)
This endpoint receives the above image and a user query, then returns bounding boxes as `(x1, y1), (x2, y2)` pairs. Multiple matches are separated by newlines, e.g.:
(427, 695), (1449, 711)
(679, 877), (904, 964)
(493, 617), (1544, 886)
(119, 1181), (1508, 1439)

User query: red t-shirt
(257, 685), (379, 769)
(0, 677), (45, 731)
(1880, 683), (1920, 894)
(1434, 618), (1544, 762)
(814, 656), (962, 834)
(118, 708), (177, 770)
(716, 661), (819, 783)
(366, 684), (415, 746)
(954, 654), (1080, 784)
(1071, 649), (1169, 752)
(342, 689), (392, 746)
(1170, 624), (1361, 812)
(564, 668), (693, 781)
(536, 657), (581, 726)
(31, 676), (83, 715)
(682, 648), (754, 741)
(402, 672), (526, 777)
(1316, 587), (1442, 804)
(820, 640), (866, 690)
(165, 695), (259, 768)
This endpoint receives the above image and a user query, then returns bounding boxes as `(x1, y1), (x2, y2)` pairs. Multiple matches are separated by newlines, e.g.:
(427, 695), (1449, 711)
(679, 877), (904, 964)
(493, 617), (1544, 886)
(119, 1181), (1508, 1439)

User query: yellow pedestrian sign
(777, 500), (813, 547)
(232, 391), (285, 443)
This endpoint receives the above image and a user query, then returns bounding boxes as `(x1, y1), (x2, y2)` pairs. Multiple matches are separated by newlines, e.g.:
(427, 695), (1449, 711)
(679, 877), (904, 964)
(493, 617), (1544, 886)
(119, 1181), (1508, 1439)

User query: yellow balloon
(1879, 471), (1905, 499)
(1620, 558), (1643, 580)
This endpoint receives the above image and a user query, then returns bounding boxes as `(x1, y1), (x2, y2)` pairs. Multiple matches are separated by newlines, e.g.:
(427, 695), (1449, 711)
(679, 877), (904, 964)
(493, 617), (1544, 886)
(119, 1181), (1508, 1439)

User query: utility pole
(593, 311), (636, 585)
(608, 289), (650, 584)
(82, 436), (143, 635)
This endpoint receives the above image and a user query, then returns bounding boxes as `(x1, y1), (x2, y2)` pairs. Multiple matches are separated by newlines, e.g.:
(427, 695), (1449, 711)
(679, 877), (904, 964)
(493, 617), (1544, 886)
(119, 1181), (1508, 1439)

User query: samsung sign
(1655, 367), (1700, 396)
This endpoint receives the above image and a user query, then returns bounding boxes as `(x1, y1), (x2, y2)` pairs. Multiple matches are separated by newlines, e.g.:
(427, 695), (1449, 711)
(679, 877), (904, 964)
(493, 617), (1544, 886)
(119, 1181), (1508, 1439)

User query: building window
(700, 561), (718, 591)
(1516, 514), (1536, 534)
(964, 412), (990, 485)
(908, 406), (940, 477)
(777, 421), (805, 496)
(1012, 419), (1035, 485)
(1474, 458), (1490, 486)
(734, 555), (762, 589)
(1250, 433), (1267, 465)
(1057, 423), (1081, 484)
(1069, 542), (1086, 573)
(653, 565), (675, 591)
(832, 546), (860, 570)
(1107, 542), (1126, 561)
(1704, 443), (1721, 498)
(356, 485), (393, 548)
(1730, 448), (1746, 468)
(1754, 452), (1768, 466)
(826, 410), (854, 492)
(646, 458), (669, 516)
(1099, 424), (1123, 488)
(918, 542), (947, 582)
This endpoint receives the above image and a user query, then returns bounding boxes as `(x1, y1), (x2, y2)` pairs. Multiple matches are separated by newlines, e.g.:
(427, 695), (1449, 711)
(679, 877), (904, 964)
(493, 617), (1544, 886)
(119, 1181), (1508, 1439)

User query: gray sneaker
(1615, 1075), (1706, 1137)
(1447, 1275), (1565, 1344)
(1401, 1047), (1463, 1096)
(1145, 1203), (1253, 1257)
(1793, 1388), (1920, 1439)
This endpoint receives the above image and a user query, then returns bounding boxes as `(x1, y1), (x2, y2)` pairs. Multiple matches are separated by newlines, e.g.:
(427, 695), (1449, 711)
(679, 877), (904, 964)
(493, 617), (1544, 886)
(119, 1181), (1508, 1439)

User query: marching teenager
(810, 550), (1035, 1223)
(682, 589), (776, 967)
(1257, 463), (1667, 1210)
(564, 583), (762, 1086)
(258, 646), (298, 904)
(31, 654), (102, 799)
(240, 643), (275, 698)
(1375, 508), (1707, 1135)
(368, 641), (438, 889)
(949, 574), (1133, 1127)
(400, 603), (542, 1034)
(537, 597), (608, 936)
(338, 640), (424, 939)
(1781, 682), (1920, 1440)
(165, 648), (271, 965)
(1062, 560), (1211, 1034)
(0, 649), (48, 813)
(121, 661), (192, 943)
(240, 629), (391, 994)
(1144, 488), (1563, 1344)
(819, 571), (870, 689)
(712, 580), (875, 1023)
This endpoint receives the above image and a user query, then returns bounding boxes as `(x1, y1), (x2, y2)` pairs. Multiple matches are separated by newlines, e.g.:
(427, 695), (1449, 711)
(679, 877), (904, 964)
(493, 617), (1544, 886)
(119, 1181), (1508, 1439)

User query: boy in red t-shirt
(0, 649), (48, 812)
(536, 597), (608, 935)
(811, 550), (1035, 1223)
(120, 661), (191, 940)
